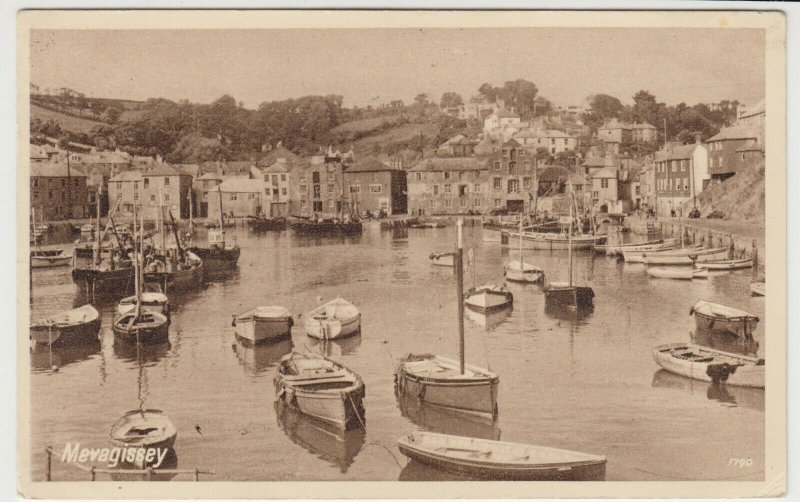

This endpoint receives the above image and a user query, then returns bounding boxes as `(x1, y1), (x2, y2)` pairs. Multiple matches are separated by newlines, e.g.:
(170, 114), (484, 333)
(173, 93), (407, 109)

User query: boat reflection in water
(30, 339), (101, 372)
(306, 335), (362, 358)
(108, 447), (179, 481)
(274, 400), (366, 473)
(544, 302), (594, 322)
(651, 369), (764, 412)
(113, 340), (172, 365)
(465, 305), (512, 330)
(231, 337), (293, 375)
(691, 330), (759, 357)
(396, 385), (500, 441)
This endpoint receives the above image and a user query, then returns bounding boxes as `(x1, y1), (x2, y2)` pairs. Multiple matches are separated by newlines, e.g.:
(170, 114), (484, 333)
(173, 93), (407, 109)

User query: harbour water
(28, 223), (765, 481)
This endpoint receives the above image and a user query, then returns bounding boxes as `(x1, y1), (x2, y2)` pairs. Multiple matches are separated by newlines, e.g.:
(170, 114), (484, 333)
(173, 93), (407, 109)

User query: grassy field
(31, 103), (106, 135)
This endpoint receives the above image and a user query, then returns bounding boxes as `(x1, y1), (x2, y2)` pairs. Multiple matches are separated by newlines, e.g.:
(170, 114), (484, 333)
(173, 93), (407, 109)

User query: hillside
(689, 160), (765, 223)
(30, 103), (106, 135)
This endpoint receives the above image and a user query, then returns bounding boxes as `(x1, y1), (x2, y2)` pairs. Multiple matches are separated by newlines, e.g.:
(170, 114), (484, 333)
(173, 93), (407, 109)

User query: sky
(29, 28), (766, 109)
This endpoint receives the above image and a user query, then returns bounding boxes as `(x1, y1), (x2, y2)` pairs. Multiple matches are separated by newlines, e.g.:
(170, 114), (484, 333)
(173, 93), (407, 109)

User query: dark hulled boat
(30, 304), (101, 347)
(247, 215), (288, 231)
(189, 229), (240, 273)
(291, 217), (362, 237)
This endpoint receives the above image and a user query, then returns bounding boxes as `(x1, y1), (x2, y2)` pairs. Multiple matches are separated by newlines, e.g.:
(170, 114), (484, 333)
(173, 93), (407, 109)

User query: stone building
(343, 157), (407, 216)
(30, 163), (88, 220)
(407, 157), (489, 216)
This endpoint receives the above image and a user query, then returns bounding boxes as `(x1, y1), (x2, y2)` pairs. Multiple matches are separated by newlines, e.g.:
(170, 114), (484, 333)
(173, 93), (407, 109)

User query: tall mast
(188, 187), (193, 237)
(133, 205), (141, 318)
(217, 185), (225, 238)
(94, 184), (101, 266)
(532, 156), (538, 221)
(518, 213), (523, 264)
(568, 189), (574, 287)
(455, 219), (465, 375)
(159, 187), (165, 255)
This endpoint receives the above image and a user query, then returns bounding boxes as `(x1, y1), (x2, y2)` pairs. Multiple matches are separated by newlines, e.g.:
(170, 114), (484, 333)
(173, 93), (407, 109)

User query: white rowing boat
(429, 252), (455, 267)
(750, 281), (765, 296)
(623, 244), (703, 263)
(233, 305), (293, 344)
(646, 267), (708, 280)
(397, 431), (607, 481)
(643, 247), (728, 266)
(697, 258), (754, 271)
(652, 343), (764, 388)
(464, 284), (513, 314)
(303, 297), (361, 340)
(109, 409), (177, 450)
(690, 299), (759, 339)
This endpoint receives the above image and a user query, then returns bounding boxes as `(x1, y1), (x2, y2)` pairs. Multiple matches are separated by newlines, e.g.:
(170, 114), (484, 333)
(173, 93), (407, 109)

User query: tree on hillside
(105, 106), (122, 125)
(498, 79), (538, 119)
(533, 96), (553, 117)
(582, 94), (624, 131)
(414, 93), (429, 105)
(440, 92), (464, 110)
(478, 83), (499, 103)
(630, 90), (663, 126)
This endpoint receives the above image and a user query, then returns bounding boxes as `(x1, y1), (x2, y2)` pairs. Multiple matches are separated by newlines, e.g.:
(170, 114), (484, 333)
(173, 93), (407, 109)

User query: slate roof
(345, 156), (397, 173)
(707, 127), (758, 142)
(654, 143), (703, 162)
(216, 178), (264, 193)
(30, 163), (86, 178)
(409, 157), (487, 172)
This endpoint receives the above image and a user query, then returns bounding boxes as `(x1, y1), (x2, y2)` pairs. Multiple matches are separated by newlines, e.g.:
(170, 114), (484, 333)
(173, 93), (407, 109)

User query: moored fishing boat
(652, 343), (764, 388)
(643, 247), (729, 266)
(697, 258), (754, 271)
(623, 244), (702, 263)
(395, 354), (499, 416)
(303, 297), (361, 340)
(116, 292), (171, 318)
(505, 230), (603, 251)
(604, 238), (678, 256)
(646, 267), (708, 280)
(109, 409), (178, 450)
(504, 260), (544, 283)
(31, 248), (73, 268)
(291, 215), (362, 236)
(750, 281), (765, 296)
(408, 218), (445, 229)
(232, 305), (293, 344)
(397, 431), (607, 481)
(29, 304), (101, 347)
(274, 352), (366, 429)
(247, 215), (288, 231)
(189, 191), (240, 272)
(430, 252), (455, 267)
(690, 300), (759, 339)
(464, 285), (513, 314)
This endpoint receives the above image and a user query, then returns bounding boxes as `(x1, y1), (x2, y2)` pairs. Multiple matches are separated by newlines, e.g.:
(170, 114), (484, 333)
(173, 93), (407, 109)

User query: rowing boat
(116, 292), (171, 318)
(397, 431), (607, 481)
(750, 281), (765, 297)
(643, 247), (728, 266)
(602, 238), (676, 256)
(30, 304), (101, 347)
(690, 300), (759, 339)
(697, 258), (754, 271)
(464, 284), (513, 314)
(303, 298), (361, 340)
(646, 267), (708, 280)
(623, 244), (702, 263)
(31, 248), (73, 268)
(505, 231), (603, 251)
(109, 409), (177, 450)
(274, 352), (366, 429)
(232, 305), (293, 345)
(652, 343), (764, 388)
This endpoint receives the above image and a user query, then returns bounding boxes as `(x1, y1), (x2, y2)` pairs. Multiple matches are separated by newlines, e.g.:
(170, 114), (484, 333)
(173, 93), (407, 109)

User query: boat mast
(518, 213), (523, 265)
(133, 205), (141, 319)
(188, 187), (193, 238)
(159, 187), (166, 256)
(455, 219), (465, 375)
(94, 185), (101, 266)
(568, 189), (574, 287)
(217, 185), (225, 241)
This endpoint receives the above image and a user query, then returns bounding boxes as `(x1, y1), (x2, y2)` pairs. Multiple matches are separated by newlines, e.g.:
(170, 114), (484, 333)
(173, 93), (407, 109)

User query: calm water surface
(29, 223), (765, 481)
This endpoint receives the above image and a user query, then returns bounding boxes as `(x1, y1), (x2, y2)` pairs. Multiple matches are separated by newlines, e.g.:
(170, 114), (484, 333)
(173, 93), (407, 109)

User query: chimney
(694, 133), (702, 145)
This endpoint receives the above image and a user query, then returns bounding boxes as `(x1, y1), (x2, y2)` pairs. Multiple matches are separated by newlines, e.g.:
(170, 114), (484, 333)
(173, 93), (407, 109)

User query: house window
(328, 173), (336, 182)
(300, 173), (307, 181)
(494, 199), (502, 208)
(429, 199), (436, 208)
(312, 172), (320, 183)
(741, 153), (746, 161)
(445, 199), (452, 208)
(164, 194), (169, 201)
(370, 185), (382, 193)
(327, 184), (334, 194)
(301, 199), (307, 208)
(300, 184), (307, 193)
(313, 201), (322, 212)
(230, 194), (237, 201)
(133, 193), (138, 201)
(473, 184), (481, 193)
(144, 178), (149, 188)
(459, 185), (467, 196)
(601, 179), (609, 189)
(271, 175), (279, 184)
(494, 161), (501, 171)
(684, 179), (689, 190)
(133, 182), (139, 191)
(460, 198), (467, 207)
(433, 185), (439, 195)
(280, 174), (286, 182)
(444, 171), (450, 180)
(248, 193), (255, 199)
(313, 186), (321, 198)
(150, 195), (156, 202)
(164, 177), (170, 186)
(474, 199), (481, 207)
(523, 177), (531, 189)
(493, 178), (501, 190)
(32, 179), (38, 187)
(350, 185), (361, 194)
(328, 200), (335, 210)
(444, 184), (451, 193)
(281, 187), (287, 196)
(415, 173), (422, 181)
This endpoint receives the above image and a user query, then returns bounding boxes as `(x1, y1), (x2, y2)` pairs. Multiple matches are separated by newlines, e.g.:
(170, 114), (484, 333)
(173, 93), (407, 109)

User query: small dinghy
(30, 304), (101, 347)
(690, 300), (759, 339)
(109, 409), (177, 449)
(623, 244), (701, 263)
(652, 343), (764, 388)
(698, 258), (754, 271)
(232, 305), (293, 344)
(504, 260), (544, 284)
(116, 292), (171, 318)
(397, 432), (607, 481)
(429, 252), (455, 267)
(646, 267), (708, 280)
(464, 284), (513, 314)
(274, 352), (365, 429)
(395, 354), (499, 417)
(303, 298), (361, 340)
(113, 310), (170, 345)
(750, 281), (765, 297)
(30, 248), (73, 268)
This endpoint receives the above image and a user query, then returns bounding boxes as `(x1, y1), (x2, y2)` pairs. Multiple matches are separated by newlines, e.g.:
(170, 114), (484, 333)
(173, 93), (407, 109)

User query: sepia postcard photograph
(15, 8), (787, 500)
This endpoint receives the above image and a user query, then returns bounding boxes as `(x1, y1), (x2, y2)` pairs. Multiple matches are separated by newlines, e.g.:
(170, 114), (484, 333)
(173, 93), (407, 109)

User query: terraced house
(407, 158), (488, 216)
(482, 139), (540, 213)
(108, 163), (192, 220)
(343, 157), (407, 216)
(30, 163), (88, 220)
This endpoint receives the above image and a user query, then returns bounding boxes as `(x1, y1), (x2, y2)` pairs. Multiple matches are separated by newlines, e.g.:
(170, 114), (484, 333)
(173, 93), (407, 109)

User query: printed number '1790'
(729, 458), (753, 468)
